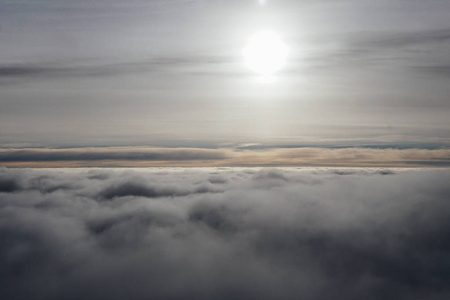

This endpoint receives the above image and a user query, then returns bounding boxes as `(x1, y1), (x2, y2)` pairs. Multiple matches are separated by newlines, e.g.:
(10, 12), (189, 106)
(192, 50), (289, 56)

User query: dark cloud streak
(356, 28), (450, 49)
(0, 148), (228, 162)
(0, 54), (234, 83)
(302, 28), (450, 77)
(414, 65), (450, 78)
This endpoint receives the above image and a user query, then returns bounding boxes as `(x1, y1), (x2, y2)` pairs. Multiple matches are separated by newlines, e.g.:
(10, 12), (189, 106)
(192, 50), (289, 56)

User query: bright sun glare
(243, 31), (289, 76)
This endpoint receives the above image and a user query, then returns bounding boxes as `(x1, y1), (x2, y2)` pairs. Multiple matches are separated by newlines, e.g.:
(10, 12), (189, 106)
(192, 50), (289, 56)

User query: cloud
(98, 180), (222, 199)
(1, 147), (450, 167)
(0, 177), (21, 193)
(414, 65), (450, 78)
(1, 167), (450, 299)
(0, 54), (235, 84)
(306, 28), (450, 76)
(356, 28), (450, 49)
(0, 147), (228, 163)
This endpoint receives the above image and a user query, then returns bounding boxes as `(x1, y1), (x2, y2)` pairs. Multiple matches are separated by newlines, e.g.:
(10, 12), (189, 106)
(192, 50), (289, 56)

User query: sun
(243, 31), (289, 76)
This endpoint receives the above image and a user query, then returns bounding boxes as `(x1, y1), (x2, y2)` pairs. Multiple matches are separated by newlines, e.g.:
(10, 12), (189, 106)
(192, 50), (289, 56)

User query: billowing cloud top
(1, 167), (450, 299)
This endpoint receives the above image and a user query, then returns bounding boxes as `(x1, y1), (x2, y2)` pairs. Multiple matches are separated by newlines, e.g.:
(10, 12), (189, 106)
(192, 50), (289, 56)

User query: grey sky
(1, 0), (450, 150)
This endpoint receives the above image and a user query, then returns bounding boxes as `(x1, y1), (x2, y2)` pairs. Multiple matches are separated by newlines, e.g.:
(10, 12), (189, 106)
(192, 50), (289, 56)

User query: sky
(1, 0), (450, 166)
(2, 2), (450, 298)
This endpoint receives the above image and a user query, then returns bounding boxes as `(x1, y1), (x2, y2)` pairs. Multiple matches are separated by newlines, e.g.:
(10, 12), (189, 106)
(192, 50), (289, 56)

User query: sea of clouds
(1, 167), (450, 300)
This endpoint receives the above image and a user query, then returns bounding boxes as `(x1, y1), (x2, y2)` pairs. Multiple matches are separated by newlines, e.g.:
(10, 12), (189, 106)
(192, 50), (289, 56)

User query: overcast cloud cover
(1, 167), (450, 300)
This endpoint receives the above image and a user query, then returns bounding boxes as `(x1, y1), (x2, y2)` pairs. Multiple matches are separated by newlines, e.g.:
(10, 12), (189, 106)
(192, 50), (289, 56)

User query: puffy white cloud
(1, 167), (450, 299)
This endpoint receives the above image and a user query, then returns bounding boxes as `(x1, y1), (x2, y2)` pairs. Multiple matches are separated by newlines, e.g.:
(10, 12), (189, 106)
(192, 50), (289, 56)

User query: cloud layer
(1, 167), (450, 300)
(1, 147), (449, 167)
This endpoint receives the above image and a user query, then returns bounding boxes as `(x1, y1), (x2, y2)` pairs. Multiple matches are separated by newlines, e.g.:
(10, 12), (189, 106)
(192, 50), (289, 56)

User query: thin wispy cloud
(302, 28), (450, 75)
(0, 55), (235, 82)
(355, 28), (450, 49)
(414, 65), (450, 78)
